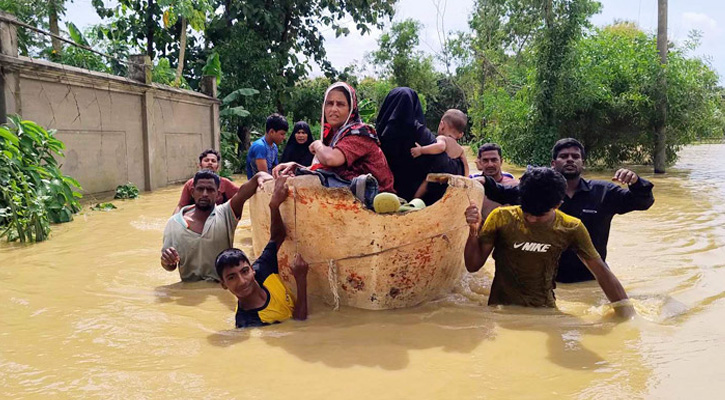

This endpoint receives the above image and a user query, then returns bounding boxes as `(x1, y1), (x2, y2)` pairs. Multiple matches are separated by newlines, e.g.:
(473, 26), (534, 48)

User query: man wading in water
(480, 138), (655, 283)
(464, 167), (635, 318)
(160, 169), (271, 282)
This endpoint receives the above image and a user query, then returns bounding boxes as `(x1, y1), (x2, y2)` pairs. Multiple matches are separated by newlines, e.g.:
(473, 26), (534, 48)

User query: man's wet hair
(551, 138), (586, 160)
(215, 248), (251, 281)
(193, 169), (220, 188)
(198, 148), (221, 163)
(441, 109), (468, 132)
(519, 167), (567, 216)
(266, 113), (289, 133)
(478, 143), (502, 158)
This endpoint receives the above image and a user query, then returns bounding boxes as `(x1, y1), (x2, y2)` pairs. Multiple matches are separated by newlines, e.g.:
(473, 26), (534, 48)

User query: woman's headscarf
(321, 82), (379, 148)
(376, 87), (445, 201)
(281, 121), (314, 166)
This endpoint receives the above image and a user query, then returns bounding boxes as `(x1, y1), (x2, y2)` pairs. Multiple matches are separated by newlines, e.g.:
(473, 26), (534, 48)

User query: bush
(0, 116), (82, 242)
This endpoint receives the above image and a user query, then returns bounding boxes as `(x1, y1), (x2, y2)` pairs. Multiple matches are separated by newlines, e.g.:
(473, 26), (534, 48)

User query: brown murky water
(2, 145), (725, 399)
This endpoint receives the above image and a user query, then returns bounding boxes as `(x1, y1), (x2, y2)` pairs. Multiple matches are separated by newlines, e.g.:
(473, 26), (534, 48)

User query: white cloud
(682, 12), (723, 35)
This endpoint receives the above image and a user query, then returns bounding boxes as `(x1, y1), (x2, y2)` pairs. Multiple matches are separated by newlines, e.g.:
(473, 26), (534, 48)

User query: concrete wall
(0, 13), (220, 194)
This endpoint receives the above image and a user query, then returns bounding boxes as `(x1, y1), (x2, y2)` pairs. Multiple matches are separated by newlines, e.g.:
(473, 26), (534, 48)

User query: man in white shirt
(161, 169), (271, 281)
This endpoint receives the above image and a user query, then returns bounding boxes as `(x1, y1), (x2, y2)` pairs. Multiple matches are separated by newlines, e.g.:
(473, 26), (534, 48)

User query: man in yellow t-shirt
(215, 177), (309, 328)
(464, 167), (635, 318)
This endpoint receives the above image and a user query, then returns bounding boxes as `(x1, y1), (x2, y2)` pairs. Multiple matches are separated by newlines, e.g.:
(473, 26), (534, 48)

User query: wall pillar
(0, 11), (19, 124)
(127, 55), (152, 84)
(200, 75), (220, 151)
(141, 90), (155, 191)
(128, 55), (155, 191)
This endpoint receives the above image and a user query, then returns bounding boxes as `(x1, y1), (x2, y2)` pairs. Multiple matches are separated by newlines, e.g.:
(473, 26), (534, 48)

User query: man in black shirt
(480, 138), (655, 283)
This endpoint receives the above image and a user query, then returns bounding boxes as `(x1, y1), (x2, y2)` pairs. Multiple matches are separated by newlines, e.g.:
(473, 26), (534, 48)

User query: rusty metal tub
(248, 174), (485, 310)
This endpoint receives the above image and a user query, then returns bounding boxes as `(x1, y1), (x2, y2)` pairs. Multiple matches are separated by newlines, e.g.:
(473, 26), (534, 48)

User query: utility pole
(654, 0), (667, 173)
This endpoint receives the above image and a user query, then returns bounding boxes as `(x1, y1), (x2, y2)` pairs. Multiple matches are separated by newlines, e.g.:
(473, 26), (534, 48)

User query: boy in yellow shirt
(215, 177), (309, 328)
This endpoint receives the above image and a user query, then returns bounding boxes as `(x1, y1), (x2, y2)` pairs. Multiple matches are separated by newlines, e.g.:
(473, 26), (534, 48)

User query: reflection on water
(2, 145), (725, 399)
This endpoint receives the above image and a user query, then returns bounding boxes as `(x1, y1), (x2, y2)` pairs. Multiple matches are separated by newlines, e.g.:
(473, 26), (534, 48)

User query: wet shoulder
(554, 209), (584, 229)
(491, 205), (522, 224)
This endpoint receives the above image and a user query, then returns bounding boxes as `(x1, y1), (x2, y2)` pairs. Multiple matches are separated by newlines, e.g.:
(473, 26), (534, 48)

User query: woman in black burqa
(376, 87), (451, 204)
(280, 121), (314, 166)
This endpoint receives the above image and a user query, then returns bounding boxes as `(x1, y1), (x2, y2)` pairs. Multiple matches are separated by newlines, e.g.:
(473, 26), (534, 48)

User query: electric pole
(654, 0), (667, 173)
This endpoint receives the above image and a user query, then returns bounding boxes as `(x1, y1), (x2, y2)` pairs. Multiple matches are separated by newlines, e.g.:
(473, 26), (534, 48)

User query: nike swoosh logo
(514, 242), (524, 249)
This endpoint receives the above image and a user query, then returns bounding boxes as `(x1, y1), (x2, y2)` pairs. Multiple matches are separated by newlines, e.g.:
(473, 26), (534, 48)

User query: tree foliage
(0, 116), (82, 242)
(466, 0), (724, 167)
(371, 19), (438, 95)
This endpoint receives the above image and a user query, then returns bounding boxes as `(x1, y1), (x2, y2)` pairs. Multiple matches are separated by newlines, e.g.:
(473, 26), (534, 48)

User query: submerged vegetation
(114, 183), (140, 200)
(0, 116), (82, 243)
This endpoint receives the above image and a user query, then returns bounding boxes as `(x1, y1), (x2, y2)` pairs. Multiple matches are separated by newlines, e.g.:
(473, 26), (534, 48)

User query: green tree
(371, 19), (439, 97)
(159, 0), (211, 86)
(0, 0), (69, 56)
(556, 24), (724, 165)
(91, 0), (175, 60)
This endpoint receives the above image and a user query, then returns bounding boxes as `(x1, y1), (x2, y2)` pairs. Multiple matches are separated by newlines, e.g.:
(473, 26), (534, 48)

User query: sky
(64, 0), (725, 82)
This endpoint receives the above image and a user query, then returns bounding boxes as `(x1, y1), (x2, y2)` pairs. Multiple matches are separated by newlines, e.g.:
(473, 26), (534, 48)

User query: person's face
(270, 129), (287, 145)
(477, 150), (502, 176)
(324, 90), (350, 130)
(220, 261), (257, 299)
(551, 147), (584, 179)
(199, 154), (219, 172)
(523, 208), (557, 225)
(295, 129), (308, 144)
(192, 178), (218, 211)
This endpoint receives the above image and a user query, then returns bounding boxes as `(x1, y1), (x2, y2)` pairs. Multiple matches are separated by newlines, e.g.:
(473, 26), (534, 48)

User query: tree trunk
(174, 18), (188, 87)
(48, 0), (62, 57)
(146, 0), (155, 58)
(654, 0), (668, 173)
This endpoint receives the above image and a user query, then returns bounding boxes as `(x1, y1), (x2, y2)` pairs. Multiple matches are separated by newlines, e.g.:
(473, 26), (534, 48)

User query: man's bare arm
(229, 172), (272, 218)
(255, 159), (269, 174)
(463, 202), (493, 272)
(580, 256), (635, 319)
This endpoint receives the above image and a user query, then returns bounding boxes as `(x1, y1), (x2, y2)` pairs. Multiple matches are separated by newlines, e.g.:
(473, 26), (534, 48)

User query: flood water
(2, 144), (725, 399)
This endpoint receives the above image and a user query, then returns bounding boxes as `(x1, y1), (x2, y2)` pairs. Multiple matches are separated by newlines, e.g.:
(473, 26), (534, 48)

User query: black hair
(518, 167), (566, 216)
(193, 169), (220, 188)
(266, 113), (289, 133)
(551, 138), (586, 160)
(478, 143), (502, 158)
(198, 148), (221, 163)
(215, 248), (251, 281)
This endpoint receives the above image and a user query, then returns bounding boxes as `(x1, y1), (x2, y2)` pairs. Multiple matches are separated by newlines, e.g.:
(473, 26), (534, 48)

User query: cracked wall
(0, 55), (220, 195)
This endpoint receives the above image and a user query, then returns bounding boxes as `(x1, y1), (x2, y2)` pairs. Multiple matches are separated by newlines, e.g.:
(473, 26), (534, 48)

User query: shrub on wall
(0, 116), (82, 242)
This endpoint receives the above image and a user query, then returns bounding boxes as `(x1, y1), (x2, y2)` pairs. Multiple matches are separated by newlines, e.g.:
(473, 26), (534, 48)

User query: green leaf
(91, 202), (117, 211)
(221, 88), (259, 105)
(219, 106), (251, 118)
(201, 52), (222, 85)
(67, 22), (90, 47)
(0, 127), (20, 145)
